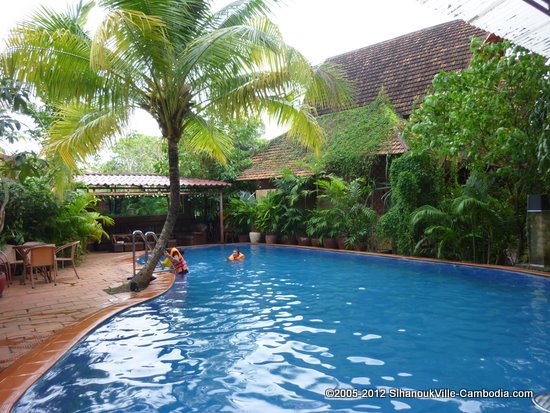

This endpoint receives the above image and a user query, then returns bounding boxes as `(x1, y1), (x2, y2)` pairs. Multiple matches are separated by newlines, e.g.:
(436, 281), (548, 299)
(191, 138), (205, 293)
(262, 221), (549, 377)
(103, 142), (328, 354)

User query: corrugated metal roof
(415, 0), (550, 58)
(75, 174), (230, 188)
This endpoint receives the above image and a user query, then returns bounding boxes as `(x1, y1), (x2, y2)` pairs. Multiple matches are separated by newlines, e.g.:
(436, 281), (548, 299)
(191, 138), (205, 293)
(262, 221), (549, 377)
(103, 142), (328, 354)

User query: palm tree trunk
(134, 136), (181, 288)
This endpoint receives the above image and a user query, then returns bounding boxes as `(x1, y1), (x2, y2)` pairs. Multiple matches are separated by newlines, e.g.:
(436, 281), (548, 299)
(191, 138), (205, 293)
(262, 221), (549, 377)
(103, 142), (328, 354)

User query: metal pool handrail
(131, 230), (161, 277)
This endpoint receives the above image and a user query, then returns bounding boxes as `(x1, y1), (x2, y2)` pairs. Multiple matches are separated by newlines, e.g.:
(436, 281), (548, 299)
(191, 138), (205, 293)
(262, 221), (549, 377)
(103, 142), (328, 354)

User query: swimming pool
(13, 245), (550, 412)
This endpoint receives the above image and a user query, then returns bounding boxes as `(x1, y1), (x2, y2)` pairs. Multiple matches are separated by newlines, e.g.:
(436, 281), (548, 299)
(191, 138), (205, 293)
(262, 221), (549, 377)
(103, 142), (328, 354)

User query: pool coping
(0, 243), (547, 412)
(0, 271), (175, 413)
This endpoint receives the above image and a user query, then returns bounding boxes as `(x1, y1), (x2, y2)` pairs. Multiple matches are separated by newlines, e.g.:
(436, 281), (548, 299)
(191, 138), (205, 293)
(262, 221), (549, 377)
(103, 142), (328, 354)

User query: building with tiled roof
(319, 20), (489, 117)
(237, 20), (490, 190)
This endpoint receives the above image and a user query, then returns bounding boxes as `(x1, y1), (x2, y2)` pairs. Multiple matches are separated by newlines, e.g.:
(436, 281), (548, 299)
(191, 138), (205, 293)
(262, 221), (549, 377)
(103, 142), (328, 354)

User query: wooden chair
(21, 244), (58, 288)
(0, 251), (11, 286)
(3, 244), (24, 283)
(56, 241), (80, 279)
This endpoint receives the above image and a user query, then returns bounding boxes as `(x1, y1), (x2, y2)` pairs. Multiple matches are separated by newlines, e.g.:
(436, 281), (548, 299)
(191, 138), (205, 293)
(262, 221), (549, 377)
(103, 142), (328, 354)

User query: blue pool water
(14, 245), (550, 412)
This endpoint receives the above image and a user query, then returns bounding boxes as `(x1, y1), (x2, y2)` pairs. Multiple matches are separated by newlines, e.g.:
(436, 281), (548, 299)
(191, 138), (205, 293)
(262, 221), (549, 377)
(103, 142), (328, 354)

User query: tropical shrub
(255, 191), (283, 235)
(225, 192), (257, 235)
(411, 173), (513, 264)
(407, 39), (550, 258)
(0, 178), (112, 248)
(307, 175), (376, 248)
(1, 178), (58, 244)
(377, 152), (442, 254)
(53, 192), (114, 247)
(273, 171), (312, 238)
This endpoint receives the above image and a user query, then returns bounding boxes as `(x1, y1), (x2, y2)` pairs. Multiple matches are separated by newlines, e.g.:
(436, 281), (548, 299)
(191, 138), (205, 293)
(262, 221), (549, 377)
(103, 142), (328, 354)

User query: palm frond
(305, 61), (354, 112)
(91, 8), (172, 82)
(209, 0), (274, 30)
(410, 205), (450, 229)
(45, 103), (129, 169)
(182, 113), (233, 163)
(179, 16), (283, 81)
(99, 0), (210, 46)
(4, 25), (128, 108)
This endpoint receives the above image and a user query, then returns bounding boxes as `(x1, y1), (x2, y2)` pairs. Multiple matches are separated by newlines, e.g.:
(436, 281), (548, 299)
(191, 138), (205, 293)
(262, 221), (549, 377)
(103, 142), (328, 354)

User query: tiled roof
(76, 174), (230, 188)
(235, 133), (409, 182)
(377, 135), (409, 155)
(320, 20), (489, 117)
(236, 137), (313, 181)
(238, 20), (489, 182)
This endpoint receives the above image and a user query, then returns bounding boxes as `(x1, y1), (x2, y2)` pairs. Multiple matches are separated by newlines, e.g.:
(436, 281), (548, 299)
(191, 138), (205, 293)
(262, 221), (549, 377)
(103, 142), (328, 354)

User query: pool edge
(0, 272), (175, 413)
(1, 243), (547, 412)
(228, 242), (550, 279)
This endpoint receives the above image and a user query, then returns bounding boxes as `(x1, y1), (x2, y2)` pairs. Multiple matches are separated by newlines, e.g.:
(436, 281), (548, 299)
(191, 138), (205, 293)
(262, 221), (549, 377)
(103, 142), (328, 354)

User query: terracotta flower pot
(323, 238), (338, 249)
(311, 238), (320, 247)
(297, 236), (311, 246)
(282, 235), (298, 245)
(337, 237), (347, 250)
(265, 234), (278, 244)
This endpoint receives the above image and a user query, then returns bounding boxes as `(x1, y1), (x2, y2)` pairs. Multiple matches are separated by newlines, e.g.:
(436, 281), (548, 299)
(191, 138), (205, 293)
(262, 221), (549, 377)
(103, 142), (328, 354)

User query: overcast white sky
(0, 0), (450, 151)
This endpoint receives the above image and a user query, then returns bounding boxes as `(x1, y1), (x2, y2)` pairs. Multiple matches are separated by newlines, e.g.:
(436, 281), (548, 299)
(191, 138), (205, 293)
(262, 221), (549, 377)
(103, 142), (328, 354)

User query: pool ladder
(131, 230), (160, 277)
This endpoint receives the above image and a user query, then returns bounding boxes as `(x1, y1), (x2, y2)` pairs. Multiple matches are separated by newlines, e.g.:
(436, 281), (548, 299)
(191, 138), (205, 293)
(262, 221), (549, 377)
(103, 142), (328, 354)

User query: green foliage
(317, 91), (404, 180)
(119, 197), (168, 217)
(378, 152), (442, 254)
(53, 192), (114, 246)
(0, 152), (48, 183)
(225, 192), (256, 235)
(273, 171), (312, 237)
(407, 39), (549, 257)
(255, 191), (283, 235)
(2, 178), (59, 244)
(0, 78), (30, 143)
(92, 133), (166, 174)
(176, 118), (267, 182)
(411, 173), (513, 264)
(0, 177), (112, 247)
(306, 175), (376, 247)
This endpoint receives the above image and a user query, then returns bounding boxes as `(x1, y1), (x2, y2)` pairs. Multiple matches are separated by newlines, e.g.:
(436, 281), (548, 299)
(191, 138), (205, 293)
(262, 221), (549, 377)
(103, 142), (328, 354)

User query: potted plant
(306, 208), (341, 249)
(279, 204), (307, 245)
(226, 193), (256, 243)
(255, 191), (282, 244)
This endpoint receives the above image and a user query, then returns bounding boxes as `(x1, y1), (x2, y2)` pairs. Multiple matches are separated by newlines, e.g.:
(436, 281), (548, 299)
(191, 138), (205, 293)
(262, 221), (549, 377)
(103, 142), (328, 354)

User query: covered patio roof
(75, 173), (230, 197)
(415, 0), (550, 58)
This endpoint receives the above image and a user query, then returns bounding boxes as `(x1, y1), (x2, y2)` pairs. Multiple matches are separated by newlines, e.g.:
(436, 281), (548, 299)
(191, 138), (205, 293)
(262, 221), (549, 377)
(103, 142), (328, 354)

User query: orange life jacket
(229, 253), (245, 261)
(170, 248), (188, 272)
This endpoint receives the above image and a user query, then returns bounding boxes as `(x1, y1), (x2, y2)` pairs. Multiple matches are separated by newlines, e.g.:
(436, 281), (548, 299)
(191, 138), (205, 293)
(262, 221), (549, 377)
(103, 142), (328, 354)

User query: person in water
(228, 248), (245, 261)
(163, 247), (189, 276)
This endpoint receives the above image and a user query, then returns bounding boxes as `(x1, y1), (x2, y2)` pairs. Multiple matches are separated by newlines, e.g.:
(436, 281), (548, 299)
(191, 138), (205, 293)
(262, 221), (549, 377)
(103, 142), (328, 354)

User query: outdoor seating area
(0, 242), (80, 290)
(0, 251), (158, 374)
(110, 233), (177, 252)
(0, 0), (548, 410)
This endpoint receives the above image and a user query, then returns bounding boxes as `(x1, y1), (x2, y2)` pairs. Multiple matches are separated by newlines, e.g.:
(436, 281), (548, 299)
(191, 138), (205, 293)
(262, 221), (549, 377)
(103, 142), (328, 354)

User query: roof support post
(219, 190), (225, 243)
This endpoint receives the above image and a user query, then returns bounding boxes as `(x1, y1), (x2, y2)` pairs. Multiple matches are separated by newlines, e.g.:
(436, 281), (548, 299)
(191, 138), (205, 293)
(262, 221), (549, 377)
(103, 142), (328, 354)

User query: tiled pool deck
(0, 251), (174, 412)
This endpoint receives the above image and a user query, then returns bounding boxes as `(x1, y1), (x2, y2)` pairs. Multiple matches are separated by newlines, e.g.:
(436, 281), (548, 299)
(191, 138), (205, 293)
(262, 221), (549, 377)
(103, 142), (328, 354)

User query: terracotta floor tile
(0, 251), (175, 412)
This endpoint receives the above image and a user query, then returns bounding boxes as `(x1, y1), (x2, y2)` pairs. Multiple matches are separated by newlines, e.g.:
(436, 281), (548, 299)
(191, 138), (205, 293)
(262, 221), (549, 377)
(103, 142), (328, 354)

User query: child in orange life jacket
(163, 247), (189, 276)
(228, 248), (245, 261)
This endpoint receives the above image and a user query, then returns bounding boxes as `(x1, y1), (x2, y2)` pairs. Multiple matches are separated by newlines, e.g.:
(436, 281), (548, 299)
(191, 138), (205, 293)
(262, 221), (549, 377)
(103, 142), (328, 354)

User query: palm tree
(3, 0), (349, 287)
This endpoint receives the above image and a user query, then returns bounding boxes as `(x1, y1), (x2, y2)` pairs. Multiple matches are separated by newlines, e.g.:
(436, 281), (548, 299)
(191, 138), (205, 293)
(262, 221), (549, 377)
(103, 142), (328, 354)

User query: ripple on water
(12, 245), (550, 413)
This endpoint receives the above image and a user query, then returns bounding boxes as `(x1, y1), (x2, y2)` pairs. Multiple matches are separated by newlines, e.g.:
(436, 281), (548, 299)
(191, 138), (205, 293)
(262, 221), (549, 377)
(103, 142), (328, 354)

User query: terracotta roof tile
(320, 20), (488, 117)
(238, 20), (489, 182)
(236, 137), (313, 181)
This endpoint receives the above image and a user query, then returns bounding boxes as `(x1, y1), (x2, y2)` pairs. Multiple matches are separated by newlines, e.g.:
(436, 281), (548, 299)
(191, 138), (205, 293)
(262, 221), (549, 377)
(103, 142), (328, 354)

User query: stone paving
(0, 251), (140, 373)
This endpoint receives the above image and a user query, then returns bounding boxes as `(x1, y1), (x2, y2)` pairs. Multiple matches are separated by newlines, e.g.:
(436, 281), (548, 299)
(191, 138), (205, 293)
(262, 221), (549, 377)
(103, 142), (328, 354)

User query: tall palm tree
(3, 0), (349, 287)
